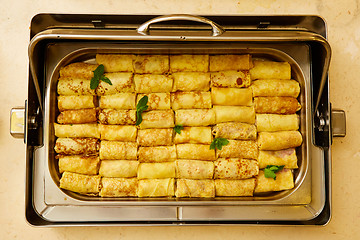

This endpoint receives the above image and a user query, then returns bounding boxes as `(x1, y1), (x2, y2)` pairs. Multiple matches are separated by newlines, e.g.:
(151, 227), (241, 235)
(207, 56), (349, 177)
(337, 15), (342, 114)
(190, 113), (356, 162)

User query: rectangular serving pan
(17, 14), (346, 226)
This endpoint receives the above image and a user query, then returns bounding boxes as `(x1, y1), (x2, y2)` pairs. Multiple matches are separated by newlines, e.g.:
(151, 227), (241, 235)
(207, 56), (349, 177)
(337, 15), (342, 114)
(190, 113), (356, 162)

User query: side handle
(331, 108), (346, 138)
(10, 106), (25, 139)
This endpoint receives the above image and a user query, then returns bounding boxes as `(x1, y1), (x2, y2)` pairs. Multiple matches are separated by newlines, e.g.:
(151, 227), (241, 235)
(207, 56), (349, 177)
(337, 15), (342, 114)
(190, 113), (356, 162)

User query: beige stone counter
(1, 0), (359, 239)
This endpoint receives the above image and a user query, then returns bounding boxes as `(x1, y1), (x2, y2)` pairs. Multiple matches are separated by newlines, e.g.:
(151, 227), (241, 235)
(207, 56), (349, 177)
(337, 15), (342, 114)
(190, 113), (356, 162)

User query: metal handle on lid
(137, 14), (225, 37)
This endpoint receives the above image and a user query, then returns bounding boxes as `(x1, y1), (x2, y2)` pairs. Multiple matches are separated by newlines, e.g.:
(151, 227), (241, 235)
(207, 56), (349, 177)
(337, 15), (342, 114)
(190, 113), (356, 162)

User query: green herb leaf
(210, 137), (229, 150)
(136, 96), (149, 126)
(90, 64), (112, 89)
(264, 165), (285, 180)
(174, 125), (184, 134)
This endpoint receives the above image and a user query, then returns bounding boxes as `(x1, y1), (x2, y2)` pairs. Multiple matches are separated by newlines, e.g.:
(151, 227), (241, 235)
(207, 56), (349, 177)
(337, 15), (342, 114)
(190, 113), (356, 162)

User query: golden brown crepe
(250, 60), (291, 80)
(209, 54), (253, 71)
(214, 106), (255, 124)
(133, 55), (169, 74)
(138, 146), (177, 163)
(172, 72), (210, 91)
(217, 140), (258, 159)
(174, 127), (212, 144)
(54, 123), (100, 138)
(210, 71), (251, 88)
(96, 54), (134, 72)
(137, 128), (173, 146)
(140, 110), (175, 129)
(212, 122), (257, 140)
(54, 138), (99, 155)
(58, 95), (96, 111)
(215, 179), (256, 196)
(137, 93), (171, 110)
(99, 125), (137, 142)
(254, 97), (301, 114)
(59, 172), (100, 194)
(250, 79), (300, 97)
(175, 160), (214, 179)
(254, 169), (294, 193)
(170, 54), (209, 72)
(99, 160), (138, 178)
(175, 179), (215, 198)
(171, 92), (212, 110)
(58, 155), (100, 175)
(258, 148), (298, 169)
(100, 178), (138, 197)
(57, 108), (97, 124)
(176, 144), (216, 161)
(257, 131), (303, 150)
(99, 93), (136, 109)
(59, 62), (98, 79)
(175, 109), (215, 126)
(96, 72), (134, 95)
(57, 78), (95, 95)
(137, 162), (176, 179)
(99, 141), (137, 160)
(134, 74), (173, 93)
(98, 109), (136, 125)
(211, 87), (252, 106)
(214, 158), (259, 179)
(137, 178), (175, 197)
(256, 114), (299, 132)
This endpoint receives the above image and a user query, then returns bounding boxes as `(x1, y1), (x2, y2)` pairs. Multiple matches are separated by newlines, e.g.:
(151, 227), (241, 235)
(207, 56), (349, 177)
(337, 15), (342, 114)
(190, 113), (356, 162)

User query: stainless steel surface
(10, 107), (25, 139)
(331, 109), (346, 137)
(136, 14), (225, 36)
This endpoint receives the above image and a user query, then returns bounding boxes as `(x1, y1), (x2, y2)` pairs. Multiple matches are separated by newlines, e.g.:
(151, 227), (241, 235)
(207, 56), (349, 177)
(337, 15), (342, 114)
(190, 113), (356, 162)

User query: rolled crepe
(96, 72), (134, 95)
(100, 178), (138, 197)
(175, 109), (215, 126)
(59, 62), (98, 79)
(172, 72), (210, 91)
(256, 114), (299, 132)
(99, 160), (138, 178)
(175, 160), (214, 179)
(99, 93), (136, 109)
(171, 92), (212, 110)
(209, 54), (253, 71)
(59, 172), (100, 194)
(176, 144), (216, 161)
(137, 178), (175, 197)
(174, 127), (212, 144)
(139, 110), (175, 129)
(217, 140), (258, 159)
(137, 93), (171, 110)
(134, 74), (173, 93)
(258, 148), (298, 169)
(215, 179), (256, 196)
(99, 141), (137, 160)
(175, 179), (215, 198)
(212, 122), (257, 140)
(57, 108), (97, 124)
(57, 78), (95, 95)
(138, 162), (176, 179)
(214, 106), (255, 124)
(211, 87), (252, 106)
(58, 155), (100, 175)
(250, 60), (291, 80)
(258, 131), (303, 150)
(54, 123), (100, 138)
(133, 55), (169, 74)
(58, 95), (96, 111)
(254, 169), (294, 193)
(214, 158), (259, 179)
(250, 79), (300, 97)
(211, 71), (251, 88)
(99, 125), (137, 142)
(54, 138), (98, 155)
(137, 128), (173, 146)
(254, 97), (301, 114)
(170, 54), (209, 72)
(138, 146), (177, 163)
(98, 109), (136, 125)
(96, 54), (134, 72)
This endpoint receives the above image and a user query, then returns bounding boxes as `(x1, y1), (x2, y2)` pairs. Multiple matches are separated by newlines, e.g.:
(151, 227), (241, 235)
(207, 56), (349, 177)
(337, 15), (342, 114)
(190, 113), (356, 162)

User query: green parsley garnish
(264, 165), (285, 180)
(90, 64), (112, 89)
(210, 137), (229, 150)
(174, 125), (184, 134)
(136, 96), (149, 126)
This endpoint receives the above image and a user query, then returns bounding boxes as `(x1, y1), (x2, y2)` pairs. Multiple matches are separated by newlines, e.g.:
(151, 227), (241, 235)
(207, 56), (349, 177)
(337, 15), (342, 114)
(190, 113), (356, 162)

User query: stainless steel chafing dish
(11, 14), (346, 226)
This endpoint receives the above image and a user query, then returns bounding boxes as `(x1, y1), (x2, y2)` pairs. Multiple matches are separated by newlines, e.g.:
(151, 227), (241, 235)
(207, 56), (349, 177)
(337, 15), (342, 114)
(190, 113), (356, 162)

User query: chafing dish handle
(137, 14), (225, 36)
(10, 106), (25, 140)
(331, 108), (346, 138)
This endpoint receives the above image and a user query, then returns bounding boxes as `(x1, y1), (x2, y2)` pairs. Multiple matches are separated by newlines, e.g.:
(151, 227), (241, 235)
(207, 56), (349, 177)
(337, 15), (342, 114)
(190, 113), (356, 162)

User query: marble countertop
(1, 0), (359, 239)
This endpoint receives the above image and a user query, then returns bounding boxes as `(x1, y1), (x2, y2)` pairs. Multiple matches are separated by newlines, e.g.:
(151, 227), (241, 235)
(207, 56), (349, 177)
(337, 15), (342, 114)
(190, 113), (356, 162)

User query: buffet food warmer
(10, 14), (346, 226)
